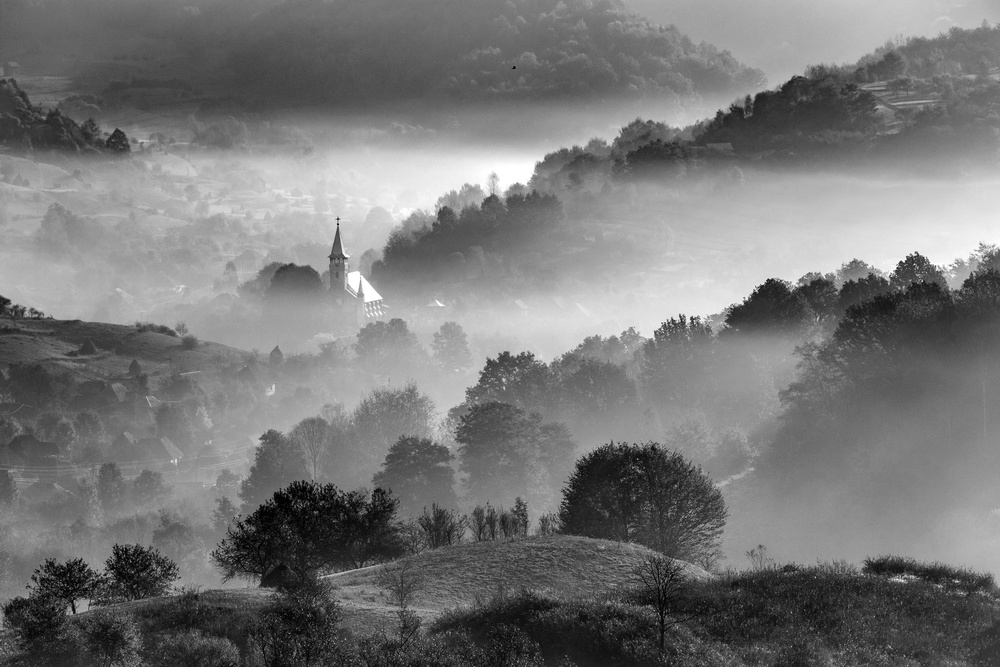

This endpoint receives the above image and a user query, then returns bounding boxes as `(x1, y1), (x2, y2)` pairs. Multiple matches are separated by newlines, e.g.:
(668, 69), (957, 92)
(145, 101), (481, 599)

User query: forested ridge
(0, 0), (765, 108)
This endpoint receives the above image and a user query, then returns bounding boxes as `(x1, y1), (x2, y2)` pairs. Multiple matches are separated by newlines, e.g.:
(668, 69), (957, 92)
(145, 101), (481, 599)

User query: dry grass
(325, 535), (710, 634)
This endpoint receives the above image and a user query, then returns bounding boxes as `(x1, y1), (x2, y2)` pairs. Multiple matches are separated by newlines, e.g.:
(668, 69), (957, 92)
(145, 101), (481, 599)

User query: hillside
(68, 541), (1000, 666)
(324, 535), (709, 632)
(89, 535), (706, 639)
(0, 0), (765, 113)
(0, 316), (247, 385)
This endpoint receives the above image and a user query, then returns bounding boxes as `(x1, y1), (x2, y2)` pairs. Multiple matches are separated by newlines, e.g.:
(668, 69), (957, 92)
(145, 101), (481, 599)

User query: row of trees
(214, 439), (725, 583)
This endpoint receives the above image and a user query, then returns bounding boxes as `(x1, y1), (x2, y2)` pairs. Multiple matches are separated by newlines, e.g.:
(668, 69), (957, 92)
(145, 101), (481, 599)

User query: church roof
(329, 222), (349, 260)
(346, 271), (382, 303)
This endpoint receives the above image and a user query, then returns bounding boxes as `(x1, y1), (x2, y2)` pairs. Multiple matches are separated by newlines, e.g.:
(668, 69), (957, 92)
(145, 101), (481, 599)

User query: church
(328, 219), (385, 329)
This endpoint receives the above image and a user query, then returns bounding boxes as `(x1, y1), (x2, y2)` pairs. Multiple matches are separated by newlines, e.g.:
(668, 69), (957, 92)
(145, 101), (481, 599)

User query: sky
(630, 0), (1000, 84)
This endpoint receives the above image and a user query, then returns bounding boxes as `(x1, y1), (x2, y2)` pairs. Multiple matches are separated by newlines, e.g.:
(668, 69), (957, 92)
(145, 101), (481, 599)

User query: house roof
(136, 437), (183, 461)
(346, 271), (381, 303)
(328, 221), (349, 260)
(7, 434), (60, 460)
(107, 383), (128, 402)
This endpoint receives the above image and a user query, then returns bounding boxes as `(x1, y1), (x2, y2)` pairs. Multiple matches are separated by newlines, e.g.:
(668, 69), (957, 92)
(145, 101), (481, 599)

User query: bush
(862, 554), (996, 594)
(2, 593), (82, 666)
(78, 607), (143, 667)
(146, 629), (240, 667)
(134, 321), (177, 337)
(180, 334), (199, 350)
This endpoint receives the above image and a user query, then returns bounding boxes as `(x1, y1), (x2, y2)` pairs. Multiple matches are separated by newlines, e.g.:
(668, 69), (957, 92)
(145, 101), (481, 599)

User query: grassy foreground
(57, 539), (1000, 666)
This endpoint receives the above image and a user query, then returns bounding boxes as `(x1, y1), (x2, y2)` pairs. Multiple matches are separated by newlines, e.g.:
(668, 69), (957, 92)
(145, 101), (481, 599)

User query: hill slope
(324, 535), (710, 632)
(0, 317), (246, 383)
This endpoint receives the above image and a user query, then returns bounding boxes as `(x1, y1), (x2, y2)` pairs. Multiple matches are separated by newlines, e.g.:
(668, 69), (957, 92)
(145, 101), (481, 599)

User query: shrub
(180, 334), (199, 350)
(2, 593), (82, 666)
(146, 629), (240, 667)
(862, 554), (996, 594)
(134, 321), (177, 336)
(78, 607), (143, 667)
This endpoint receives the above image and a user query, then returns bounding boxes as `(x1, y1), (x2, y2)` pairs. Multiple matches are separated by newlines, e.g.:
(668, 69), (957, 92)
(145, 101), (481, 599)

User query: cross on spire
(329, 215), (349, 260)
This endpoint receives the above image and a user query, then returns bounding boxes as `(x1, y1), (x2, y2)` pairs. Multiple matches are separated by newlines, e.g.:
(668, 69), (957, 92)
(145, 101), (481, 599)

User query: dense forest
(0, 0), (765, 109)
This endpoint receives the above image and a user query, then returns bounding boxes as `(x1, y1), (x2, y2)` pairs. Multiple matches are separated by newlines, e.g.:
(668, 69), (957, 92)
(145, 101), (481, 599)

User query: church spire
(329, 217), (350, 293)
(329, 217), (349, 260)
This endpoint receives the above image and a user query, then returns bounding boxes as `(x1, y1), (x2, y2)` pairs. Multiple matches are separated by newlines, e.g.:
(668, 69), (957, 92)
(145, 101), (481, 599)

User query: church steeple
(328, 217), (349, 292)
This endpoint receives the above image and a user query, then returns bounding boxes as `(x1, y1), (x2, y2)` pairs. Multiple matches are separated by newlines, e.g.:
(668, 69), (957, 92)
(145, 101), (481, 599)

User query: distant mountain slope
(225, 0), (765, 106)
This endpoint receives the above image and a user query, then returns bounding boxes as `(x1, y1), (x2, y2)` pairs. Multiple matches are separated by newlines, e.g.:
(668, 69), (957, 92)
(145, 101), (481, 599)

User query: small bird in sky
(512, 65), (517, 69)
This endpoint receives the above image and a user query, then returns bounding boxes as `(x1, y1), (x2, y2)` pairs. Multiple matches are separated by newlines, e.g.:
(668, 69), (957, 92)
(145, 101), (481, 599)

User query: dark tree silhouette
(889, 251), (948, 291)
(28, 558), (101, 614)
(373, 436), (457, 516)
(213, 480), (404, 582)
(559, 442), (727, 563)
(239, 430), (309, 513)
(267, 263), (322, 300)
(105, 128), (131, 154)
(102, 544), (179, 602)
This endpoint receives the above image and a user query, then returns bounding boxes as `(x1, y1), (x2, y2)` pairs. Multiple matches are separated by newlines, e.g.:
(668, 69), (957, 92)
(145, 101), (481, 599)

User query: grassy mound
(324, 535), (709, 633)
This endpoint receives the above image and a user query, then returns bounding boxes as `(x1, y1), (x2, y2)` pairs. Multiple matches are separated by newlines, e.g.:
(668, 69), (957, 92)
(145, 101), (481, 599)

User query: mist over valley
(3, 2), (1000, 665)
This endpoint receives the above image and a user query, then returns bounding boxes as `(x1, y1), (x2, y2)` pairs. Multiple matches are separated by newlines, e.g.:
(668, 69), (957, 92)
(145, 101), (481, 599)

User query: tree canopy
(212, 480), (404, 582)
(559, 442), (727, 564)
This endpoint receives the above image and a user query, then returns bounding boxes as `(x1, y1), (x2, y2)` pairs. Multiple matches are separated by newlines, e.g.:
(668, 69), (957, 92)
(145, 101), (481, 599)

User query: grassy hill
(65, 537), (1000, 666)
(119, 535), (702, 637)
(325, 535), (708, 632)
(0, 316), (248, 385)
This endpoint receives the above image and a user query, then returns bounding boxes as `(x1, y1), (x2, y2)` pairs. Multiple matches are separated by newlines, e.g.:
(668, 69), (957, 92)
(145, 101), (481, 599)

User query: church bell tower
(328, 218), (349, 298)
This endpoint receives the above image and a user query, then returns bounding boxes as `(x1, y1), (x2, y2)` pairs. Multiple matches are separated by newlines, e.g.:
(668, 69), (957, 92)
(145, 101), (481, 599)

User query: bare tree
(486, 171), (500, 197)
(417, 504), (467, 548)
(376, 560), (425, 647)
(631, 554), (690, 654)
(290, 416), (330, 481)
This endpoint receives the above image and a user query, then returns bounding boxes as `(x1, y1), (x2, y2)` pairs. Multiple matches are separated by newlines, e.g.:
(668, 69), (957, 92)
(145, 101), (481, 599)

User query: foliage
(179, 334), (199, 350)
(145, 629), (240, 667)
(96, 462), (126, 513)
(2, 593), (81, 666)
(247, 579), (345, 667)
(373, 193), (564, 296)
(862, 555), (996, 594)
(456, 402), (553, 505)
(353, 318), (426, 376)
(78, 607), (143, 667)
(225, 0), (764, 105)
(559, 442), (726, 563)
(132, 470), (169, 505)
(28, 557), (101, 614)
(238, 429), (308, 512)
(266, 263), (322, 300)
(105, 128), (131, 154)
(723, 278), (811, 339)
(432, 321), (473, 372)
(350, 382), (436, 477)
(101, 544), (179, 603)
(373, 436), (457, 516)
(212, 480), (404, 582)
